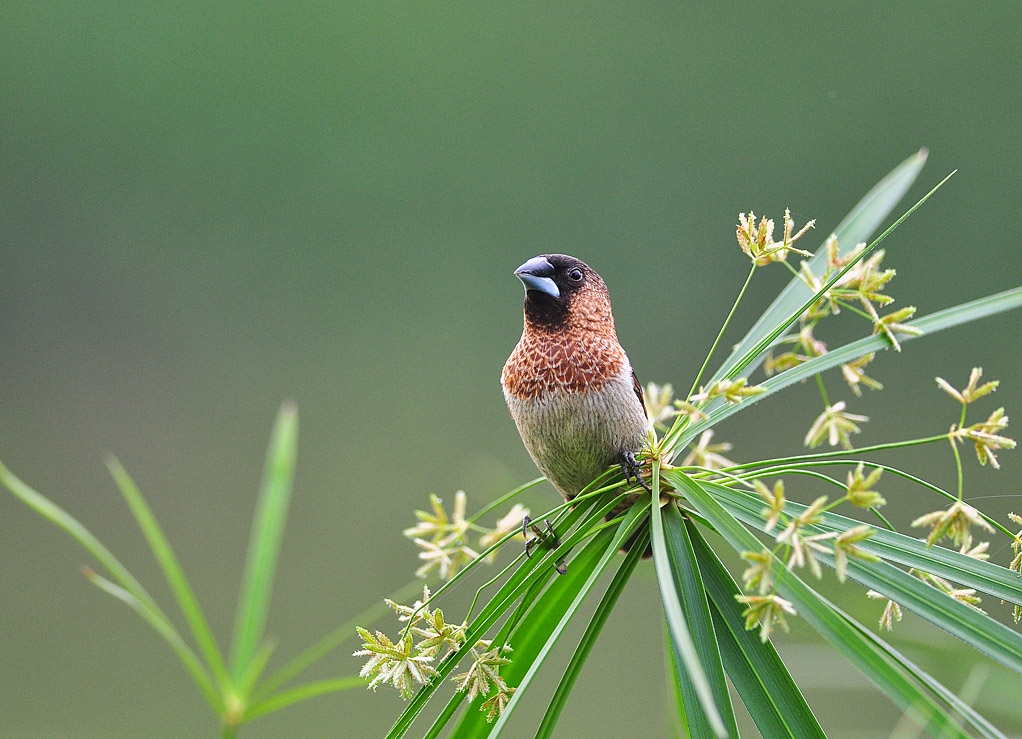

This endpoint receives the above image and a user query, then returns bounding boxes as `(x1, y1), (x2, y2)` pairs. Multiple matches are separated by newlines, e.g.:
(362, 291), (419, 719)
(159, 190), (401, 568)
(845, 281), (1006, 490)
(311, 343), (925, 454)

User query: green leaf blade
(106, 457), (230, 692)
(667, 469), (990, 737)
(689, 524), (823, 739)
(650, 461), (730, 739)
(662, 505), (738, 737)
(536, 528), (648, 738)
(484, 503), (649, 737)
(82, 567), (223, 714)
(705, 480), (1022, 676)
(450, 526), (614, 738)
(837, 553), (1022, 675)
(0, 460), (161, 617)
(242, 676), (365, 722)
(386, 495), (611, 738)
(230, 401), (299, 685)
(711, 482), (1022, 605)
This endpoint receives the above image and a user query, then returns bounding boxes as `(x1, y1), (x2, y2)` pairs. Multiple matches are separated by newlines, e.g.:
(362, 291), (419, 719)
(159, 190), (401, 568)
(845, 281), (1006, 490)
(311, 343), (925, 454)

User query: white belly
(503, 367), (648, 499)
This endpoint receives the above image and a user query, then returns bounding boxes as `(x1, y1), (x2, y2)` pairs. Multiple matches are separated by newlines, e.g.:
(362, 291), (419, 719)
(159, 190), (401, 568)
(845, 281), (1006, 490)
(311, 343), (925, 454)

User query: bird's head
(513, 254), (614, 332)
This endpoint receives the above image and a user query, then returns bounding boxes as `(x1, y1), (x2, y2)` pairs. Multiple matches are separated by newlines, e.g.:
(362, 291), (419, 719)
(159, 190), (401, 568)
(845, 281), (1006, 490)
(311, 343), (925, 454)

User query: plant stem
(816, 374), (830, 407)
(951, 436), (964, 501)
(721, 433), (950, 472)
(871, 507), (896, 531)
(722, 458), (1016, 539)
(468, 478), (544, 524)
(687, 263), (757, 400)
(953, 404), (967, 500)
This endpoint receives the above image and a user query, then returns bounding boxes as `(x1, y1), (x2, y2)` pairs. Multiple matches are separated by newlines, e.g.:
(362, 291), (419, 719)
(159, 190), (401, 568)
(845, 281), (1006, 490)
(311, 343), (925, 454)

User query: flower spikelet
(682, 430), (736, 470)
(454, 640), (516, 719)
(691, 377), (765, 406)
(1009, 513), (1022, 622)
(870, 306), (922, 352)
(755, 479), (786, 532)
(805, 402), (868, 449)
(735, 594), (797, 642)
(911, 500), (994, 549)
(833, 525), (879, 582)
(955, 407), (1015, 469)
(936, 368), (999, 405)
(777, 496), (833, 578)
(740, 548), (775, 594)
(842, 354), (883, 396)
(479, 504), (530, 551)
(644, 382), (677, 428)
(481, 687), (516, 722)
(867, 590), (902, 631)
(354, 628), (436, 699)
(405, 491), (482, 579)
(736, 209), (814, 266)
(845, 463), (886, 508)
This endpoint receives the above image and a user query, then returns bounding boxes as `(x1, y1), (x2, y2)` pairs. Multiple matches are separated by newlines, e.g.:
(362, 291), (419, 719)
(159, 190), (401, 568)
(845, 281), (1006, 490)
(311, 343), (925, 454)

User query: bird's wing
(632, 369), (646, 416)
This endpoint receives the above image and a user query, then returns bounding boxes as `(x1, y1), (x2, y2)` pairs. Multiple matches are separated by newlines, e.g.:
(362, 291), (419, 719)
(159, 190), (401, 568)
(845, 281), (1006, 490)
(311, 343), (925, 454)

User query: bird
(501, 254), (650, 558)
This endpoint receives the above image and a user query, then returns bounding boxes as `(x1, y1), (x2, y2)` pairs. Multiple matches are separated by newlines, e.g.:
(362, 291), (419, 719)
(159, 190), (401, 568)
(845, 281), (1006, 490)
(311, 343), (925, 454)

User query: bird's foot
(620, 450), (652, 493)
(523, 516), (568, 575)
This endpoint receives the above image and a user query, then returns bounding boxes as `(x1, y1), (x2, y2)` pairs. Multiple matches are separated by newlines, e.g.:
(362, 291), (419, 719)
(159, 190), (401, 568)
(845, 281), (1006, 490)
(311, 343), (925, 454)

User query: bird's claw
(621, 450), (652, 493)
(522, 515), (568, 574)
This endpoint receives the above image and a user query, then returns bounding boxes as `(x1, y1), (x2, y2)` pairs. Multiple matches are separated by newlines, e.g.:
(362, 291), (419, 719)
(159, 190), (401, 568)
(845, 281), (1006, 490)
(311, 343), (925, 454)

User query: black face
(514, 253), (597, 328)
(548, 254), (590, 293)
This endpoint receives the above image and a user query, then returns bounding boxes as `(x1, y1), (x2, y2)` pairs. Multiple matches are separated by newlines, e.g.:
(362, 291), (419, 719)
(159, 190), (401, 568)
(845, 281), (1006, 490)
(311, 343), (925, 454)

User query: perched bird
(501, 255), (650, 532)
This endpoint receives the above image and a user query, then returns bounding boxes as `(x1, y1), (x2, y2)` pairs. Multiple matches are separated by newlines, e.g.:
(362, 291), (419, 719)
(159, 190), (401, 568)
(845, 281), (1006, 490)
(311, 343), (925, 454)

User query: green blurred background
(2, 3), (1021, 737)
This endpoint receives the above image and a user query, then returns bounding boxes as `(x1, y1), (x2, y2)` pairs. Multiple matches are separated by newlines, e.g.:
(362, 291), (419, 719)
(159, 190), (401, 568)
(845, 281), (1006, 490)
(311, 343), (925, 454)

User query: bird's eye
(568, 268), (584, 282)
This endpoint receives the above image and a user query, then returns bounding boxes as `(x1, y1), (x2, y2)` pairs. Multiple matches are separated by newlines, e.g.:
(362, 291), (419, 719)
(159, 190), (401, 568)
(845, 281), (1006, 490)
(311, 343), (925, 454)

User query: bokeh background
(3, 3), (1021, 737)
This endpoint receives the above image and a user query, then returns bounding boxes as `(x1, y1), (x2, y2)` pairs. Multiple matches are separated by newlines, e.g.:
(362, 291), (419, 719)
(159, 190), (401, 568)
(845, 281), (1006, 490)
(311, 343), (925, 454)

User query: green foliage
(2, 403), (370, 736)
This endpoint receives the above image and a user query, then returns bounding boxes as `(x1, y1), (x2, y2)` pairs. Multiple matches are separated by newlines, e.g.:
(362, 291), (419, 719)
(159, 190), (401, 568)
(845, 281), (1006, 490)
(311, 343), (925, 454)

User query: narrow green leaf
(386, 495), (611, 738)
(437, 585), (539, 739)
(664, 624), (689, 736)
(713, 149), (928, 383)
(422, 691), (468, 739)
(683, 472), (1006, 737)
(833, 551), (1022, 674)
(82, 567), (223, 713)
(683, 286), (1022, 449)
(667, 469), (978, 737)
(0, 462), (228, 705)
(485, 503), (649, 737)
(424, 497), (626, 738)
(231, 402), (299, 684)
(237, 639), (276, 699)
(689, 525), (823, 738)
(0, 460), (164, 619)
(650, 462), (729, 739)
(450, 522), (616, 738)
(837, 609), (1007, 739)
(661, 505), (738, 737)
(663, 169), (970, 459)
(712, 482), (1022, 606)
(242, 676), (364, 722)
(535, 527), (649, 739)
(418, 490), (624, 737)
(106, 457), (231, 691)
(705, 481), (1022, 675)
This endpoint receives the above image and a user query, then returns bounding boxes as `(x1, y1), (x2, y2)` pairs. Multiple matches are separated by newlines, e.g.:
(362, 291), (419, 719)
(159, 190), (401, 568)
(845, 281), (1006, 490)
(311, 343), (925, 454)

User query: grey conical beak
(514, 256), (559, 298)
